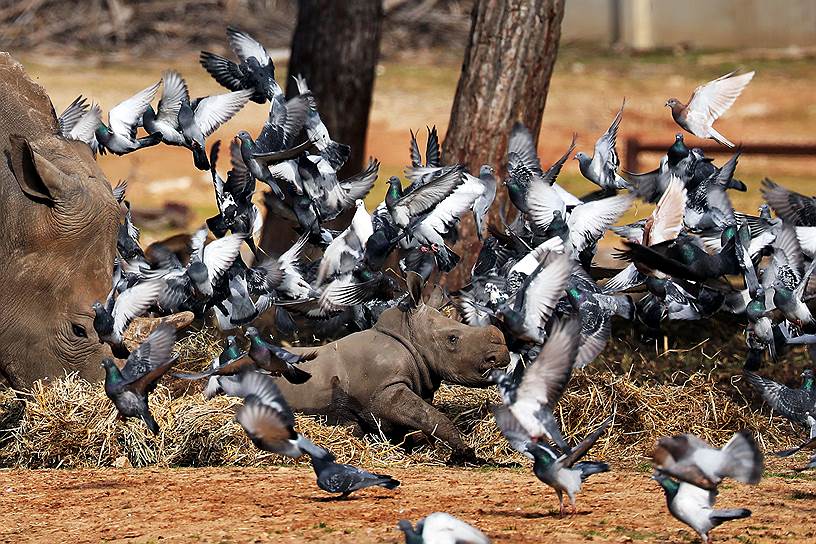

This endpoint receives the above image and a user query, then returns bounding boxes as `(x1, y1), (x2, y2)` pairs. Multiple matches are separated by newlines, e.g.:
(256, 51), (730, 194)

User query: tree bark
(286, 0), (384, 178)
(261, 0), (384, 255)
(442, 0), (566, 286)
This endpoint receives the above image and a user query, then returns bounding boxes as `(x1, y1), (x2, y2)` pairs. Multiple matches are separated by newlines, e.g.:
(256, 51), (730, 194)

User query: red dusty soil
(1, 467), (814, 543)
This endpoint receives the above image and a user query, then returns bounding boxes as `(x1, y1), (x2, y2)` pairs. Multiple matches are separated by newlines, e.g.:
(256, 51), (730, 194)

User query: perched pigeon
(653, 472), (751, 544)
(233, 370), (325, 458)
(574, 100), (628, 191)
(666, 71), (755, 147)
(96, 81), (162, 155)
(652, 432), (763, 490)
(102, 324), (177, 434)
(307, 447), (400, 498)
(397, 512), (490, 544)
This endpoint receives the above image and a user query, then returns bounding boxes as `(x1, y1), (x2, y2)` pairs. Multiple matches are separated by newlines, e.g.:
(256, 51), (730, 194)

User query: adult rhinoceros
(0, 53), (121, 388)
(276, 278), (511, 462)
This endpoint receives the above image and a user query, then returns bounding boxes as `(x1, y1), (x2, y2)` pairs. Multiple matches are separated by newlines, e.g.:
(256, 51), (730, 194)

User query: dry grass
(0, 327), (805, 470)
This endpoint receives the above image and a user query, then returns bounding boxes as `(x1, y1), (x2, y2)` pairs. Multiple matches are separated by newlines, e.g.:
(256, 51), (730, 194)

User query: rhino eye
(447, 334), (459, 345)
(71, 323), (88, 338)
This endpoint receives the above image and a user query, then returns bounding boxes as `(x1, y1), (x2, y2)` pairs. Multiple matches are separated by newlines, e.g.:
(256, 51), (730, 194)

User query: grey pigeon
(96, 81), (162, 155)
(307, 447), (400, 498)
(200, 26), (283, 104)
(58, 95), (101, 151)
(492, 318), (580, 451)
(666, 71), (754, 148)
(496, 409), (612, 515)
(652, 432), (763, 490)
(472, 165), (497, 241)
(102, 323), (177, 434)
(574, 100), (628, 191)
(397, 512), (490, 544)
(745, 369), (816, 435)
(232, 370), (325, 458)
(653, 472), (751, 544)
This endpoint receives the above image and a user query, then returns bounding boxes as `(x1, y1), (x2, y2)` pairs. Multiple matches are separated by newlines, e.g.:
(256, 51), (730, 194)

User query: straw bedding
(0, 328), (805, 470)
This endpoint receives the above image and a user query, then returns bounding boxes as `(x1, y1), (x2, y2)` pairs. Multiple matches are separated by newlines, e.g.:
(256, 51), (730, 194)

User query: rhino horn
(7, 135), (71, 203)
(122, 311), (195, 351)
(426, 284), (448, 310)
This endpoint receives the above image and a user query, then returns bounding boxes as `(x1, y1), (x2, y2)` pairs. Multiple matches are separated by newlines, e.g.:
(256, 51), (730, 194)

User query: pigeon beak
(664, 101), (670, 107)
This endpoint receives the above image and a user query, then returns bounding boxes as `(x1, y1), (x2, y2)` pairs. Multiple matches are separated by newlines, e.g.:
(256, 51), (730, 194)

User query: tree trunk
(286, 0), (383, 178)
(442, 0), (566, 286)
(261, 0), (384, 256)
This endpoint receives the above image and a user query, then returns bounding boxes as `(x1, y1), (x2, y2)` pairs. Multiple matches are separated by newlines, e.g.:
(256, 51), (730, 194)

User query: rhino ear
(426, 284), (448, 310)
(405, 271), (425, 310)
(7, 135), (69, 204)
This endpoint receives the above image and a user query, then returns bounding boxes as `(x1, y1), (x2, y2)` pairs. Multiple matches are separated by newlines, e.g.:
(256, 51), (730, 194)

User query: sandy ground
(1, 466), (815, 543)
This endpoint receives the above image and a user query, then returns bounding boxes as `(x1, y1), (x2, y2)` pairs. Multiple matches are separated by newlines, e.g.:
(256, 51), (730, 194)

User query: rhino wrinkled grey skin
(0, 54), (120, 388)
(276, 291), (511, 460)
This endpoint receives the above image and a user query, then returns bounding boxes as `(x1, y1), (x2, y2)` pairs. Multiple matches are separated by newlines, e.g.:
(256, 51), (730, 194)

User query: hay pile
(0, 363), (802, 470)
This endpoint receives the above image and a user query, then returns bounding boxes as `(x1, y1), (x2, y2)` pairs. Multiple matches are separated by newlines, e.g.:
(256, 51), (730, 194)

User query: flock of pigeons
(52, 25), (815, 543)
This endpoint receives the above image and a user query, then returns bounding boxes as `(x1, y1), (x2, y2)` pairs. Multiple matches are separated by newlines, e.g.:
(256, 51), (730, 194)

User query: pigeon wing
(108, 81), (161, 139)
(156, 71), (189, 124)
(761, 178), (816, 226)
(193, 89), (253, 138)
(515, 318), (580, 409)
(568, 193), (634, 253)
(58, 95), (89, 137)
(199, 52), (249, 92)
(395, 166), (464, 217)
(227, 26), (272, 65)
(645, 175), (686, 246)
(745, 371), (812, 424)
(202, 233), (246, 288)
(122, 323), (177, 381)
(112, 279), (164, 337)
(526, 179), (567, 232)
(507, 122), (544, 176)
(685, 71), (755, 128)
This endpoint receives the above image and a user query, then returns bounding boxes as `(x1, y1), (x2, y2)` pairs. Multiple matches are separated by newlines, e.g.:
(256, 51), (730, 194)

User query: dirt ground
(1, 466), (814, 543)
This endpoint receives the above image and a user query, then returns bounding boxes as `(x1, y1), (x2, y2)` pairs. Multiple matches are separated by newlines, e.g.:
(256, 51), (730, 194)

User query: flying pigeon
(307, 446), (400, 498)
(666, 71), (754, 148)
(492, 318), (580, 450)
(397, 512), (490, 544)
(471, 165), (497, 241)
(58, 95), (102, 151)
(574, 100), (628, 191)
(96, 81), (162, 155)
(93, 279), (164, 350)
(495, 408), (612, 515)
(744, 369), (816, 434)
(651, 431), (763, 490)
(653, 471), (751, 543)
(245, 326), (313, 384)
(102, 323), (177, 434)
(233, 370), (325, 458)
(200, 26), (283, 104)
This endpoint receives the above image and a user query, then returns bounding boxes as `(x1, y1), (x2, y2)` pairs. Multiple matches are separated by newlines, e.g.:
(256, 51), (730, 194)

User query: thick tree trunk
(261, 0), (384, 255)
(442, 0), (566, 286)
(286, 0), (383, 178)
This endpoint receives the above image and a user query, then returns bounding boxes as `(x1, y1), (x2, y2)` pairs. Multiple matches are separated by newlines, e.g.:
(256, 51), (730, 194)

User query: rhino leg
(370, 383), (476, 464)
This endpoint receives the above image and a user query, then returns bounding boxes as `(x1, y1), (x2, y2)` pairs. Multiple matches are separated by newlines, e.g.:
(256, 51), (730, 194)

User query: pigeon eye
(71, 323), (88, 338)
(447, 334), (459, 345)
